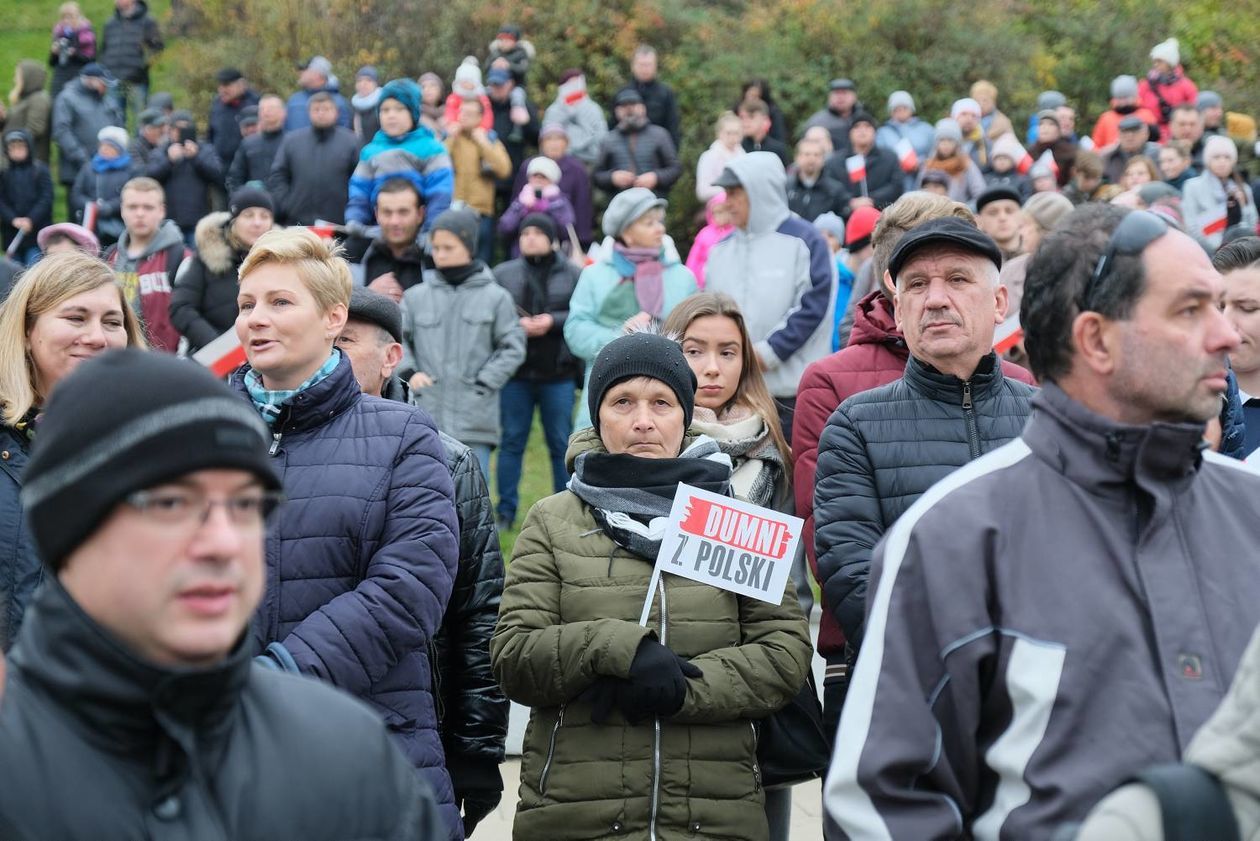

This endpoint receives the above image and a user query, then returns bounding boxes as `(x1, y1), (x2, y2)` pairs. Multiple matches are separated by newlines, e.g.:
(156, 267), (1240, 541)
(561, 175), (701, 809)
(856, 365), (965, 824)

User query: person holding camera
(144, 110), (222, 247)
(48, 3), (96, 100)
(496, 155), (575, 258)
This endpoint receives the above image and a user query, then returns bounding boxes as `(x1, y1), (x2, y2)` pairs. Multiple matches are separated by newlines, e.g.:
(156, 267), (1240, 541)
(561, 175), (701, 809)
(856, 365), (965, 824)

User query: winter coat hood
(724, 151), (790, 235)
(16, 61), (45, 98)
(193, 211), (239, 274)
(113, 218), (183, 262)
(849, 290), (902, 347)
(113, 0), (149, 20)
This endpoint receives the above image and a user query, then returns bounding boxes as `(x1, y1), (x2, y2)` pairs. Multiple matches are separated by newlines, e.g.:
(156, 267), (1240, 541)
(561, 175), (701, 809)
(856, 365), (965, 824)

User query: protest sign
(639, 484), (803, 625)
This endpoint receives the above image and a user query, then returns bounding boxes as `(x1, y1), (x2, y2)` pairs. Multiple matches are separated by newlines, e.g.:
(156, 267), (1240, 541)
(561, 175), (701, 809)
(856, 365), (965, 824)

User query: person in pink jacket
(1138, 38), (1198, 142)
(684, 191), (733, 289)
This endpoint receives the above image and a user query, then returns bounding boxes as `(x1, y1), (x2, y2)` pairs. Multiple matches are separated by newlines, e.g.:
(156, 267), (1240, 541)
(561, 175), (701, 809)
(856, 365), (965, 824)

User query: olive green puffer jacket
(491, 430), (812, 841)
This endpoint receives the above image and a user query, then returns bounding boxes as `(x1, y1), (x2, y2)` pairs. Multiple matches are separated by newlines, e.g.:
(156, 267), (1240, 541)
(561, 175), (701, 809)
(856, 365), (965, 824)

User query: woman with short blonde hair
(0, 250), (143, 648)
(229, 226), (463, 837)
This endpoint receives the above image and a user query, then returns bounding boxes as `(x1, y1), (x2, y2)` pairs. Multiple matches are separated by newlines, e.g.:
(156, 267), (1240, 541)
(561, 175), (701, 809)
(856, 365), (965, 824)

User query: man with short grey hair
(814, 217), (1034, 662)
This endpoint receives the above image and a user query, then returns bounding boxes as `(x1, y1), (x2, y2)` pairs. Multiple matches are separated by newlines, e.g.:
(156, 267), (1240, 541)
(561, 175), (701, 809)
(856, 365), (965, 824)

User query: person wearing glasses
(230, 228), (463, 839)
(825, 204), (1260, 839)
(0, 349), (445, 839)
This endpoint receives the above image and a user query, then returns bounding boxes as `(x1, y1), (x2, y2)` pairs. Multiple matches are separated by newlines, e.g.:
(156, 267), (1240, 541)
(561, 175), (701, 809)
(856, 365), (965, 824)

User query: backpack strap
(1133, 763), (1239, 841)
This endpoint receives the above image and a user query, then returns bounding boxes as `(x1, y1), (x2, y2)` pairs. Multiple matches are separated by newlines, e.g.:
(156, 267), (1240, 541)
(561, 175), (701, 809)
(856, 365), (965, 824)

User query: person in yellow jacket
(445, 97), (511, 263)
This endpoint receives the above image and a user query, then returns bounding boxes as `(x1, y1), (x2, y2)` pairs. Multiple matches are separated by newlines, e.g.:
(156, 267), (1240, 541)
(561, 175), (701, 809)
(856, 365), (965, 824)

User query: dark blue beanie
(379, 78), (420, 129)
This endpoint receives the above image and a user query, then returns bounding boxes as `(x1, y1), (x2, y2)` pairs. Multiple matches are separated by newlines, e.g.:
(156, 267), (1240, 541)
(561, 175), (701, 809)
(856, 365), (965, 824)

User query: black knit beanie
(229, 185), (274, 221)
(22, 349), (281, 570)
(521, 212), (559, 245)
(432, 208), (479, 260)
(587, 332), (696, 434)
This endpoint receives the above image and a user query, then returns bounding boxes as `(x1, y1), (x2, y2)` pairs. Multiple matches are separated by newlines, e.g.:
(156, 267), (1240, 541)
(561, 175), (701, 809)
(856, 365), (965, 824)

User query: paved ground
(474, 609), (829, 840)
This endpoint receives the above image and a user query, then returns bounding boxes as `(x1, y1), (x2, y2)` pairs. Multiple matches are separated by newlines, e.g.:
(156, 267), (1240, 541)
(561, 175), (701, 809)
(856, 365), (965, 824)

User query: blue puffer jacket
(230, 353), (463, 839)
(0, 424), (39, 651)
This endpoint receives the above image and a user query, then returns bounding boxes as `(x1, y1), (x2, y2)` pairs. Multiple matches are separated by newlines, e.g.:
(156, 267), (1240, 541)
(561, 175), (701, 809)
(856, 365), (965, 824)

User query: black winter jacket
(357, 238), (429, 291)
(490, 95), (539, 195)
(0, 153), (53, 246)
(70, 159), (135, 235)
(613, 79), (681, 149)
(145, 140), (223, 230)
(208, 89), (260, 171)
(168, 212), (244, 352)
(814, 353), (1035, 647)
(823, 144), (904, 214)
(786, 171), (848, 222)
(434, 431), (509, 813)
(226, 128), (283, 194)
(492, 252), (580, 381)
(0, 578), (444, 841)
(593, 124), (681, 198)
(267, 125), (360, 225)
(98, 0), (162, 84)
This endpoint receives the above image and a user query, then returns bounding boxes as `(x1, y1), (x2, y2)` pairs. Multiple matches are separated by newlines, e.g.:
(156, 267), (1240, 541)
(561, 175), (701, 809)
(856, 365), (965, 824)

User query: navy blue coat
(0, 424), (39, 651)
(230, 353), (462, 839)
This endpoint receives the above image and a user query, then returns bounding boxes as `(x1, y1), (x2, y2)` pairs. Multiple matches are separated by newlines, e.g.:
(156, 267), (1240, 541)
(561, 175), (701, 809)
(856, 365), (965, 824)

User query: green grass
(494, 415), (564, 562)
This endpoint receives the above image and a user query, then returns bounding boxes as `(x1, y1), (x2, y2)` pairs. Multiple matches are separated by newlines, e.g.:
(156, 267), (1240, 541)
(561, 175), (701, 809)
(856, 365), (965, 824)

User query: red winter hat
(846, 206), (882, 247)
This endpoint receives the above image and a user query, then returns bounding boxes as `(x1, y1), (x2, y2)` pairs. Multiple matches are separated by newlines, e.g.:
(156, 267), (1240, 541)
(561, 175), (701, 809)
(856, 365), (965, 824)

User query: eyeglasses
(1079, 210), (1169, 311)
(125, 489), (285, 528)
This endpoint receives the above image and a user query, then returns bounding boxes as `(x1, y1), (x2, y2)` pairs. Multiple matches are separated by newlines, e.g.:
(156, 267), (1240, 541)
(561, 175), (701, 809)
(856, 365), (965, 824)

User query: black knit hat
(587, 332), (696, 434)
(432, 208), (479, 259)
(520, 212), (559, 245)
(229, 185), (274, 220)
(22, 349), (280, 570)
(347, 286), (403, 344)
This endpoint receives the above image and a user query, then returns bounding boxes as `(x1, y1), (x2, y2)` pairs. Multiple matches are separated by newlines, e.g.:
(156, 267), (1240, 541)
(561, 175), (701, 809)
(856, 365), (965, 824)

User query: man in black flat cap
(593, 87), (681, 198)
(208, 67), (259, 179)
(814, 217), (1034, 659)
(975, 183), (1024, 261)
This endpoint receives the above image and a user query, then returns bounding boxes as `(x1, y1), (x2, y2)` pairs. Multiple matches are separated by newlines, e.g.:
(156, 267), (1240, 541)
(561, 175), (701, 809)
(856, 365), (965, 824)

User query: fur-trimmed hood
(193, 212), (240, 275)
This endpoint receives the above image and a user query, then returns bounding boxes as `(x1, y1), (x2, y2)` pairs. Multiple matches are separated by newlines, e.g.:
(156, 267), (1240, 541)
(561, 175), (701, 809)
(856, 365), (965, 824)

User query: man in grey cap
(207, 67), (258, 174)
(593, 88), (680, 198)
(284, 56), (351, 132)
(1102, 115), (1160, 184)
(804, 78), (862, 158)
(1199, 90), (1226, 136)
(128, 107), (166, 165)
(1090, 75), (1158, 149)
(51, 63), (123, 214)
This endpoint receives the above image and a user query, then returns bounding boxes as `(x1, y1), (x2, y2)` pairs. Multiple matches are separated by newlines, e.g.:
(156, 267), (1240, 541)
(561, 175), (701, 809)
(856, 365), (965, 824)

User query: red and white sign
(192, 328), (247, 378)
(895, 138), (918, 173)
(639, 484), (802, 624)
(82, 201), (99, 233)
(845, 154), (867, 184)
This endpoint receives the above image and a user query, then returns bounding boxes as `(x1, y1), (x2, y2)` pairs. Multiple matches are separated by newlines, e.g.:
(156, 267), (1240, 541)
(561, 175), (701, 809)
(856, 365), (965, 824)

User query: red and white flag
(993, 314), (1024, 356)
(192, 328), (248, 378)
(1034, 148), (1059, 179)
(894, 138), (918, 173)
(1203, 216), (1228, 237)
(82, 201), (99, 233)
(846, 154), (867, 184)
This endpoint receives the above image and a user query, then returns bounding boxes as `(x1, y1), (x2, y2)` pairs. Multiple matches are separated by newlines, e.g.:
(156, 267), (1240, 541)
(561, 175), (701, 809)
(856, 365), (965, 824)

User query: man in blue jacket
(285, 56), (351, 132)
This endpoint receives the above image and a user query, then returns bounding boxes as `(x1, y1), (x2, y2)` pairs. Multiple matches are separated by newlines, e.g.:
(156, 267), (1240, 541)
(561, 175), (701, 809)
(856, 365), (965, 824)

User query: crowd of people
(1, 4), (1260, 839)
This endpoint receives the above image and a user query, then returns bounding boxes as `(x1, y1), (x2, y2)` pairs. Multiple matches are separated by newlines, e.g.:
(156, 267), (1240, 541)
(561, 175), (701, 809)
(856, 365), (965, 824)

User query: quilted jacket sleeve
(438, 444), (509, 763)
(281, 411), (459, 696)
(491, 504), (652, 708)
(814, 403), (883, 649)
(670, 582), (812, 723)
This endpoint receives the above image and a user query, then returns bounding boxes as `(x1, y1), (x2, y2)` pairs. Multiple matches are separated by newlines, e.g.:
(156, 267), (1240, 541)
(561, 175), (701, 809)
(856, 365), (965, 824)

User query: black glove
(447, 756), (503, 837)
(1227, 193), (1243, 227)
(617, 638), (703, 724)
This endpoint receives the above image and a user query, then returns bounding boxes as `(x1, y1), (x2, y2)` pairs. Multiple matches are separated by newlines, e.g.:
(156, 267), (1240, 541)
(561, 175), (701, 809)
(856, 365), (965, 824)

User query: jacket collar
(902, 352), (1001, 402)
(9, 577), (251, 756)
(849, 290), (906, 349)
(1023, 380), (1206, 491)
(231, 350), (361, 435)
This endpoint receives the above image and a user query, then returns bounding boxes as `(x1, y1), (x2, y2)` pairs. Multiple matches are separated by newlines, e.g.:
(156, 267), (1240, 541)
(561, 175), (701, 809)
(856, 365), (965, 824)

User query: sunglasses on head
(1079, 210), (1169, 311)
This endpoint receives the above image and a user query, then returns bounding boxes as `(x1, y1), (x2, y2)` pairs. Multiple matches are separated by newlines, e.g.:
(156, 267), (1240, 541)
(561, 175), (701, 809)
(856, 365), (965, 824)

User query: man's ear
(381, 342), (404, 381)
(1070, 311), (1119, 377)
(993, 283), (1009, 323)
(883, 268), (896, 296)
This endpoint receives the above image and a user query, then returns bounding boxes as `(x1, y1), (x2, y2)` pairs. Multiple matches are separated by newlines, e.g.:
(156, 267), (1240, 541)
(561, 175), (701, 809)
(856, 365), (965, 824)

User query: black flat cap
(1118, 115), (1146, 132)
(888, 217), (1002, 281)
(348, 286), (403, 344)
(829, 78), (856, 91)
(975, 184), (1024, 213)
(613, 89), (644, 107)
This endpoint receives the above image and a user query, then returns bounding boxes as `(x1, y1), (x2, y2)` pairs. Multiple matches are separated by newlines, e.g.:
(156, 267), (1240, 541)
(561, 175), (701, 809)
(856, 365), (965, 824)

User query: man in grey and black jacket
(825, 204), (1260, 839)
(814, 217), (1034, 657)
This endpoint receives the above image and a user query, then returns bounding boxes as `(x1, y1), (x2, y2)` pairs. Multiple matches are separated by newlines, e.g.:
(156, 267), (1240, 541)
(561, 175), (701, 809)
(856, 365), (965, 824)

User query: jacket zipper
(962, 380), (981, 460)
(269, 431), (283, 456)
(650, 575), (668, 841)
(749, 721), (762, 792)
(539, 704), (566, 796)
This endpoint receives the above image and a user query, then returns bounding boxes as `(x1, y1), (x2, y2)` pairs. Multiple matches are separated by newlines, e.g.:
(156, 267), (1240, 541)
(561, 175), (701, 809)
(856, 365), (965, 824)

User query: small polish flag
(1015, 148), (1035, 175)
(846, 154), (867, 184)
(192, 328), (248, 379)
(894, 138), (918, 172)
(1203, 216), (1228, 237)
(82, 201), (99, 233)
(993, 314), (1024, 356)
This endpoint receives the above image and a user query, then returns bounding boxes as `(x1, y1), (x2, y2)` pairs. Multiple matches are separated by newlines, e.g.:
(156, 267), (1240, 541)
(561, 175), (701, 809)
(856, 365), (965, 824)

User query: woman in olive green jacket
(491, 332), (812, 841)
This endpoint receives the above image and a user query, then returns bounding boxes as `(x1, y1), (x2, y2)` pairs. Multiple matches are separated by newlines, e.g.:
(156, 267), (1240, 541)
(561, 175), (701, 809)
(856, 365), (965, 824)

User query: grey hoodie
(705, 152), (835, 397)
(825, 381), (1260, 840)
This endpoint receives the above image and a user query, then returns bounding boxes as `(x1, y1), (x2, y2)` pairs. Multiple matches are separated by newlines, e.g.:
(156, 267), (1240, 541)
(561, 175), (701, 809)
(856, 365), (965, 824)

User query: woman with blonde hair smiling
(0, 250), (143, 648)
(228, 227), (463, 839)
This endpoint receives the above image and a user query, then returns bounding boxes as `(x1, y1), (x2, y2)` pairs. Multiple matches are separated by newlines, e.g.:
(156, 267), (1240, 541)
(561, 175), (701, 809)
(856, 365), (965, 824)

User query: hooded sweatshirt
(6, 61), (52, 162)
(0, 130), (54, 246)
(704, 152), (836, 397)
(104, 218), (187, 352)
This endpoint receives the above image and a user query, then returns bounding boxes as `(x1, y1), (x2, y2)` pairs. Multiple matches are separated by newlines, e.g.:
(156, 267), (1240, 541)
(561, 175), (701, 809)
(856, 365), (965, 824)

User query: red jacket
(1138, 68), (1198, 141)
(104, 221), (188, 353)
(792, 290), (1035, 657)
